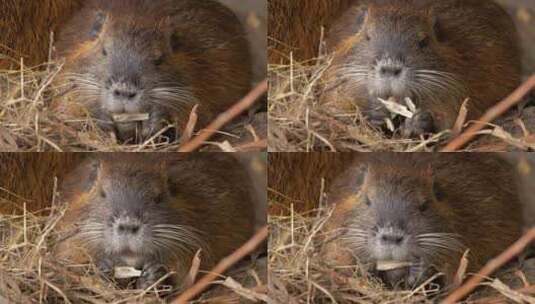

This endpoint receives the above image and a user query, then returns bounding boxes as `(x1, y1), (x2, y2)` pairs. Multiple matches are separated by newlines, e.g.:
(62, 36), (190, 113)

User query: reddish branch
(178, 80), (268, 152)
(442, 227), (535, 304)
(442, 75), (535, 152)
(172, 226), (269, 304)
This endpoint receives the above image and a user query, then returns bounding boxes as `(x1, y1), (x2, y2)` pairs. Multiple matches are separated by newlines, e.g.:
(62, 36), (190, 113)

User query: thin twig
(179, 80), (268, 152)
(442, 75), (535, 152)
(442, 227), (535, 304)
(172, 226), (268, 304)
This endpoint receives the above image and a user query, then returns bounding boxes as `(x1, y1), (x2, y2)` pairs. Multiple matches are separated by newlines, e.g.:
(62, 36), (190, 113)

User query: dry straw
(0, 193), (266, 303)
(268, 53), (535, 152)
(0, 58), (266, 152)
(268, 202), (535, 303)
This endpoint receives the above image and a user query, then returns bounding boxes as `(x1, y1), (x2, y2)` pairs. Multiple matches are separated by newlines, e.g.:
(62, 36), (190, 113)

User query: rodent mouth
(118, 251), (145, 268)
(112, 113), (150, 141)
(376, 260), (413, 272)
(112, 113), (150, 124)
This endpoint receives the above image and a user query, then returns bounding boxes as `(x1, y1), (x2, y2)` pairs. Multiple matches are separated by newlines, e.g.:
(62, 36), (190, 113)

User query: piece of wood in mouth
(376, 260), (413, 271)
(114, 266), (142, 279)
(112, 113), (150, 123)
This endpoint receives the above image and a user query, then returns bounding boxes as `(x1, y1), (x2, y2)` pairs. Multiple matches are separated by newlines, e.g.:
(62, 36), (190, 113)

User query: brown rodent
(0, 0), (82, 68)
(322, 0), (522, 137)
(0, 153), (86, 215)
(54, 153), (255, 289)
(54, 0), (252, 142)
(268, 0), (354, 64)
(322, 153), (522, 288)
(268, 153), (360, 214)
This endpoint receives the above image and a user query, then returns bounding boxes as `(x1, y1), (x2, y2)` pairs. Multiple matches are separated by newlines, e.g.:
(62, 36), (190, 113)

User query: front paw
(363, 105), (389, 128)
(401, 110), (435, 138)
(96, 257), (114, 277)
(136, 263), (169, 290)
(141, 116), (170, 141)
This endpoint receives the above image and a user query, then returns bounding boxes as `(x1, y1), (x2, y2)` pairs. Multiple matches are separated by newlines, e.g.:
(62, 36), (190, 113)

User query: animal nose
(380, 233), (404, 245)
(117, 223), (141, 235)
(379, 66), (403, 77)
(113, 88), (138, 100)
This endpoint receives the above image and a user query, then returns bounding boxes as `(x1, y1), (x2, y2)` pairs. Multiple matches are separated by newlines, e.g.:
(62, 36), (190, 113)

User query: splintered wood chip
(114, 266), (142, 279)
(405, 97), (417, 113)
(376, 261), (413, 271)
(379, 97), (414, 119)
(112, 113), (149, 123)
(385, 118), (395, 132)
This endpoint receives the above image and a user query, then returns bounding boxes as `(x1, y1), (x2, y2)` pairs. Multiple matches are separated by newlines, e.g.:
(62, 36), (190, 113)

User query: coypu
(322, 0), (522, 137)
(54, 153), (256, 289)
(219, 0), (268, 84)
(322, 153), (523, 288)
(268, 0), (354, 63)
(54, 0), (252, 142)
(0, 153), (86, 215)
(0, 0), (82, 68)
(268, 153), (360, 214)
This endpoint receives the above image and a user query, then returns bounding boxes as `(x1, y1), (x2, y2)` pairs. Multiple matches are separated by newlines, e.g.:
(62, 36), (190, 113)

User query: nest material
(267, 55), (535, 152)
(268, 204), (535, 303)
(0, 197), (266, 304)
(0, 60), (265, 152)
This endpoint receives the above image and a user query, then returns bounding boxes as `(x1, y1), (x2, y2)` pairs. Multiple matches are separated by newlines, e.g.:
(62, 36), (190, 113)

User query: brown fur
(268, 153), (360, 214)
(322, 153), (523, 287)
(0, 1), (82, 68)
(322, 0), (522, 135)
(54, 153), (255, 287)
(53, 0), (252, 141)
(0, 153), (86, 215)
(268, 0), (354, 64)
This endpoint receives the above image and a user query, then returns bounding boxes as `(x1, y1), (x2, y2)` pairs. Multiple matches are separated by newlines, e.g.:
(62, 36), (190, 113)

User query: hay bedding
(269, 206), (437, 304)
(268, 204), (535, 304)
(268, 54), (535, 153)
(0, 197), (266, 304)
(0, 59), (266, 153)
(267, 0), (535, 153)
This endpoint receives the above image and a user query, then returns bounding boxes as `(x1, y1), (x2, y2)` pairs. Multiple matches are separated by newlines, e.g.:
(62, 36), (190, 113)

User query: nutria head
(330, 3), (466, 108)
(77, 156), (207, 270)
(56, 0), (251, 141)
(333, 157), (464, 287)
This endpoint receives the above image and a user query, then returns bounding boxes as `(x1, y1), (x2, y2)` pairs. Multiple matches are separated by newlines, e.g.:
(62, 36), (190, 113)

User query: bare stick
(442, 227), (535, 304)
(442, 75), (535, 152)
(172, 226), (269, 304)
(178, 80), (268, 152)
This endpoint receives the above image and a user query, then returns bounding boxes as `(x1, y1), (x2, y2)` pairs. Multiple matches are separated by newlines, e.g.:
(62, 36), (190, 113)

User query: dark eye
(170, 33), (184, 52)
(102, 47), (108, 56)
(433, 181), (445, 201)
(364, 195), (371, 206)
(419, 200), (430, 212)
(365, 33), (371, 41)
(153, 55), (164, 66)
(154, 194), (164, 204)
(419, 35), (430, 49)
(99, 188), (107, 198)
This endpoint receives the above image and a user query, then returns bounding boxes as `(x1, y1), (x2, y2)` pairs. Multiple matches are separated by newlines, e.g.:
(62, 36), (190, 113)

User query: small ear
(95, 161), (105, 183)
(355, 5), (369, 28)
(89, 11), (107, 39)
